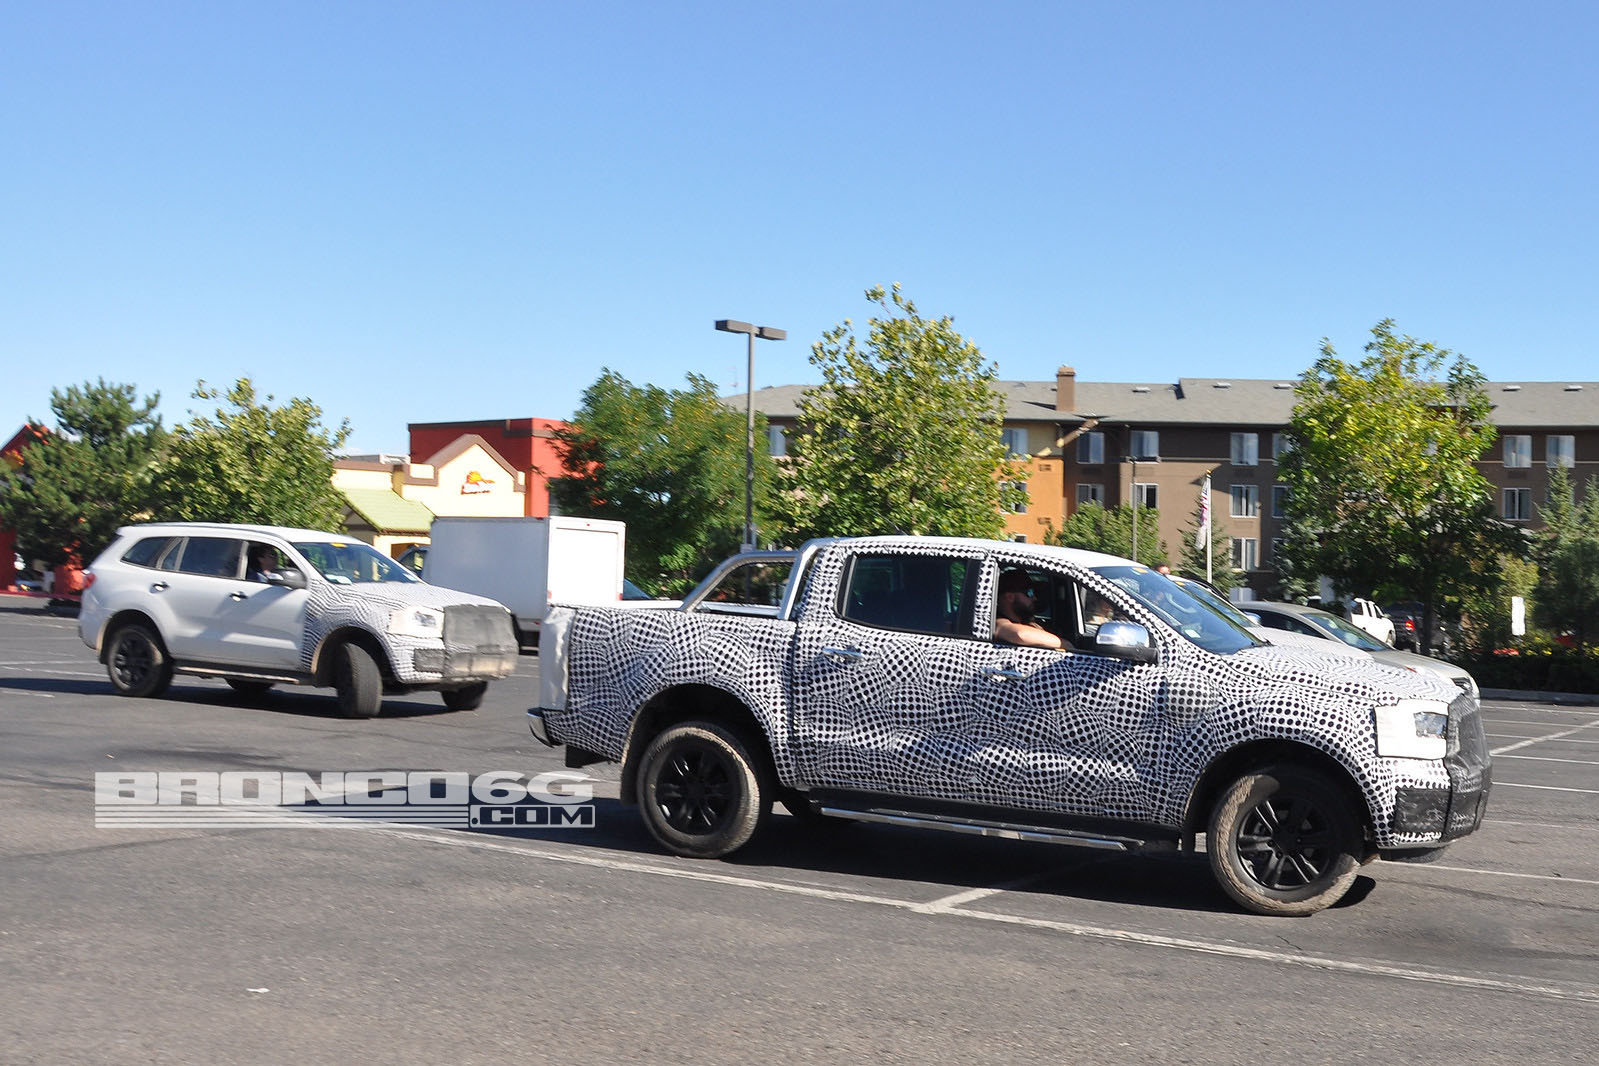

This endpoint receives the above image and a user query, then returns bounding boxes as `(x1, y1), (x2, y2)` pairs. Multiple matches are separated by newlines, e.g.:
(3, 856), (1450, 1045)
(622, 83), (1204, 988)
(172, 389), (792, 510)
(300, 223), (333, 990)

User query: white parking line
(1491, 718), (1599, 756)
(1494, 754), (1599, 766)
(1492, 781), (1599, 795)
(1487, 733), (1599, 746)
(362, 824), (1599, 1005)
(1420, 864), (1599, 887)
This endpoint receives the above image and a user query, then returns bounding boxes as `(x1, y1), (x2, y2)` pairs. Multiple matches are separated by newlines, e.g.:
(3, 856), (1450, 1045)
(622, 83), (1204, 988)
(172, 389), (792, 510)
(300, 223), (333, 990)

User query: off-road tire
(637, 721), (769, 858)
(1208, 764), (1362, 917)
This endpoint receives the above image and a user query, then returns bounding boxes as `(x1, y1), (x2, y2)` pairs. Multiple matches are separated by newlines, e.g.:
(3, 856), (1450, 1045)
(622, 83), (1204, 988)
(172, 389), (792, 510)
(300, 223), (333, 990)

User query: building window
(1504, 435), (1532, 469)
(1230, 484), (1259, 518)
(1504, 487), (1533, 521)
(1001, 427), (1028, 457)
(1134, 483), (1157, 509)
(1130, 430), (1159, 460)
(1231, 432), (1259, 466)
(767, 425), (787, 458)
(1547, 435), (1576, 468)
(1271, 433), (1290, 460)
(1077, 431), (1105, 465)
(1232, 537), (1258, 571)
(1076, 483), (1104, 506)
(1272, 485), (1289, 518)
(1002, 481), (1028, 514)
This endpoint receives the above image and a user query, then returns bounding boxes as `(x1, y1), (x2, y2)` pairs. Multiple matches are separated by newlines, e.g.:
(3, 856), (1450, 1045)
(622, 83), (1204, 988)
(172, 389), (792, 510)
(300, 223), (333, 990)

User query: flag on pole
(1196, 475), (1211, 548)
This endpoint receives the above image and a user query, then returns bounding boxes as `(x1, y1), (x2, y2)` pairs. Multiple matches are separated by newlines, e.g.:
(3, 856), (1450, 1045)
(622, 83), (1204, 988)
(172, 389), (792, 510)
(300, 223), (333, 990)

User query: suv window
(121, 536), (174, 569)
(177, 537), (244, 579)
(841, 554), (970, 635)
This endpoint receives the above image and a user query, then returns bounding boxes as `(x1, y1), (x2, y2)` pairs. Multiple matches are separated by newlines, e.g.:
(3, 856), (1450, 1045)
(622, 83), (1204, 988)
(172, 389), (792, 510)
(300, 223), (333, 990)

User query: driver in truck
(994, 568), (1064, 649)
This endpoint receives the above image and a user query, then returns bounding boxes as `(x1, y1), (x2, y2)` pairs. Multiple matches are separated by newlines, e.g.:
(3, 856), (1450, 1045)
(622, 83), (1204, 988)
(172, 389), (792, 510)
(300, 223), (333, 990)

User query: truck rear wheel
(1208, 764), (1361, 916)
(637, 721), (769, 858)
(107, 622), (173, 698)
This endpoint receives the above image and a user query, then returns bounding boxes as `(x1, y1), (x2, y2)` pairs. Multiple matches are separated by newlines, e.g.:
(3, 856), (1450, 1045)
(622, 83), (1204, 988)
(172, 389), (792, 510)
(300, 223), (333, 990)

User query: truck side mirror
(1095, 620), (1158, 664)
(268, 568), (308, 591)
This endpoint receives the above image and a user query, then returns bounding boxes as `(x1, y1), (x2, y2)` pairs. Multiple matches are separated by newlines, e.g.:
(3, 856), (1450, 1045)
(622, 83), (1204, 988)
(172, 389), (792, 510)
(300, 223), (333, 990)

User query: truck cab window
(841, 554), (971, 636)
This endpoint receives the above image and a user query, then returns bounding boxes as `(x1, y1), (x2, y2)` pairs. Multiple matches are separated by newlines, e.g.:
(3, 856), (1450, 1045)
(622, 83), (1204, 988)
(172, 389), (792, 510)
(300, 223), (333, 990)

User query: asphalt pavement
(3, 602), (1597, 1065)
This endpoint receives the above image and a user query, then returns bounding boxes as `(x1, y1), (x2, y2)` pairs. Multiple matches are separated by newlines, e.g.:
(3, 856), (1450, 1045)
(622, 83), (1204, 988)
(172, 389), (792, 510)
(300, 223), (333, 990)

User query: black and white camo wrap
(548, 536), (1469, 849)
(296, 579), (512, 683)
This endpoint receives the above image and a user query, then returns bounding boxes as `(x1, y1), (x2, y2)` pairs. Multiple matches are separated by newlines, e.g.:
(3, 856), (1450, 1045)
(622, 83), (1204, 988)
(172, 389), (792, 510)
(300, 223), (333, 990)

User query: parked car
(78, 523), (519, 716)
(1248, 601), (1478, 700)
(531, 537), (1491, 916)
(1385, 601), (1452, 655)
(1345, 597), (1396, 646)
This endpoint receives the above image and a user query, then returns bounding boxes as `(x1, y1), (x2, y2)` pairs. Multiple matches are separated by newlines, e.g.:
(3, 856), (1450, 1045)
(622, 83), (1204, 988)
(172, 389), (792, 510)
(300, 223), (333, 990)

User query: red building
(407, 418), (569, 518)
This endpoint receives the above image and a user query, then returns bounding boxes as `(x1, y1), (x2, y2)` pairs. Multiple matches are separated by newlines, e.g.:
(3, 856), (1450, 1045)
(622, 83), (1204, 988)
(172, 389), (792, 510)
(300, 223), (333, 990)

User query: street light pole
(715, 319), (786, 551)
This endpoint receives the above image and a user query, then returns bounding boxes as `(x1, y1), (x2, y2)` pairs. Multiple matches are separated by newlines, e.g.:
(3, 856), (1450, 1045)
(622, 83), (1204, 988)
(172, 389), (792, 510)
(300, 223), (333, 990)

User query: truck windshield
(1090, 565), (1262, 655)
(291, 540), (419, 585)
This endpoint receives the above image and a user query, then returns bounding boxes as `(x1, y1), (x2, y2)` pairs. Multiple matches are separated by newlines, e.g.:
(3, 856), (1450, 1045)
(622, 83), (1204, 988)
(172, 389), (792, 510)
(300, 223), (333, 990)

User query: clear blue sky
(4, 2), (1595, 454)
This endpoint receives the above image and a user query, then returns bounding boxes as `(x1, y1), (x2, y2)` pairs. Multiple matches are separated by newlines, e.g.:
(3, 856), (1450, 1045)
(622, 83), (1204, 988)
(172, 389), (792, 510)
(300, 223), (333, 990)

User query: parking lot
(3, 602), (1597, 1064)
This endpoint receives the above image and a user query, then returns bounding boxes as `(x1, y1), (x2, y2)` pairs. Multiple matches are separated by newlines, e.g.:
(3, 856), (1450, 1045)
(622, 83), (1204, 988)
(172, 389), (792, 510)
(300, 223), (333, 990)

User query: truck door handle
(150, 582), (169, 593)
(982, 665), (1025, 682)
(229, 591), (248, 601)
(821, 646), (863, 663)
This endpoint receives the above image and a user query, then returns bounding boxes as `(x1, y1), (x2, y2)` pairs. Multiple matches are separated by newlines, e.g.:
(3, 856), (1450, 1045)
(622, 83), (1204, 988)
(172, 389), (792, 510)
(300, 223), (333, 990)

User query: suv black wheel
(107, 623), (174, 698)
(637, 721), (769, 858)
(334, 643), (383, 718)
(442, 682), (487, 711)
(1208, 764), (1362, 916)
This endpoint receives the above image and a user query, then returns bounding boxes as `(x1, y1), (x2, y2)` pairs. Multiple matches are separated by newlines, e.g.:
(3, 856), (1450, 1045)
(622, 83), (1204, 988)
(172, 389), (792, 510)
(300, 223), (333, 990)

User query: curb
(1479, 688), (1599, 707)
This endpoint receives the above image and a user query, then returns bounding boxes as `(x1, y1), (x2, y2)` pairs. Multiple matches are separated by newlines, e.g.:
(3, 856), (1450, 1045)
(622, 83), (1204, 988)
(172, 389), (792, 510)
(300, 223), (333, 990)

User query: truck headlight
(389, 606), (444, 640)
(1374, 699), (1450, 760)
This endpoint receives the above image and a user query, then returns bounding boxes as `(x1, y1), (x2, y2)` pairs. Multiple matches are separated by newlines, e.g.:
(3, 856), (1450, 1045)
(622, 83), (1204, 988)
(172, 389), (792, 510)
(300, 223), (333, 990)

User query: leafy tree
(156, 379), (350, 530)
(1458, 554), (1537, 655)
(1044, 502), (1167, 567)
(779, 284), (1024, 540)
(1176, 496), (1238, 595)
(549, 370), (767, 596)
(1276, 320), (1524, 655)
(1534, 464), (1599, 647)
(0, 380), (167, 566)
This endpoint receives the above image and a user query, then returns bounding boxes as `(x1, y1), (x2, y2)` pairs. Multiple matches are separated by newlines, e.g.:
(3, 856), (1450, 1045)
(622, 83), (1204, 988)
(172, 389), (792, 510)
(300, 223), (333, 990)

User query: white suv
(78, 523), (519, 717)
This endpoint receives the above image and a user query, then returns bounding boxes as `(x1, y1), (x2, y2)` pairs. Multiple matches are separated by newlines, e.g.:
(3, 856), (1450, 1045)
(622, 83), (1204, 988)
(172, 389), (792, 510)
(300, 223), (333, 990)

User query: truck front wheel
(1208, 764), (1362, 916)
(637, 721), (769, 859)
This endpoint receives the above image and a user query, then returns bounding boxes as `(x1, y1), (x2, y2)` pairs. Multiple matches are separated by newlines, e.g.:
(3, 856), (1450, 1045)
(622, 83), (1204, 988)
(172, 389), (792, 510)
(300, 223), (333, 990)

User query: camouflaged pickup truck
(529, 536), (1490, 915)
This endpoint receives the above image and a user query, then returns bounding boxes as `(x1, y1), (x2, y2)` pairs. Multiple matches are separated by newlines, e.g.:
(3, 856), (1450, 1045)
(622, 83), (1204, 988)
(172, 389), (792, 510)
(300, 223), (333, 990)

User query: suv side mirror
(268, 568), (308, 591)
(1095, 620), (1158, 664)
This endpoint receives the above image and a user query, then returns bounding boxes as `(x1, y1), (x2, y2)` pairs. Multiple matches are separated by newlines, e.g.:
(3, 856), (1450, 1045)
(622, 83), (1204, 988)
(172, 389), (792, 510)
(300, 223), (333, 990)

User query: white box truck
(422, 516), (630, 645)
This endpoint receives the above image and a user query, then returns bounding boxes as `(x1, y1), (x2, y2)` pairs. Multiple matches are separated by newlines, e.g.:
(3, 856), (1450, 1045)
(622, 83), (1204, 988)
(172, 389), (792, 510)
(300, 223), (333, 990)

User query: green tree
(1044, 502), (1168, 566)
(156, 379), (350, 530)
(0, 380), (167, 566)
(549, 370), (767, 595)
(780, 284), (1024, 540)
(1277, 320), (1524, 655)
(1458, 554), (1537, 654)
(1534, 465), (1599, 647)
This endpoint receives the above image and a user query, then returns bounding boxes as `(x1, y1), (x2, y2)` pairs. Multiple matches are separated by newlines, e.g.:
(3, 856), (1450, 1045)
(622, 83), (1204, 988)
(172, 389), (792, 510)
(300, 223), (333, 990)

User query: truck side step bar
(815, 804), (1143, 851)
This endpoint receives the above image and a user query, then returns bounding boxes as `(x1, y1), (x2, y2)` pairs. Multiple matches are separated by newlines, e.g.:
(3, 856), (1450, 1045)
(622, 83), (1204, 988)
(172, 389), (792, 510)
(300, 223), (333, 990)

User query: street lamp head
(715, 319), (755, 335)
(756, 326), (786, 341)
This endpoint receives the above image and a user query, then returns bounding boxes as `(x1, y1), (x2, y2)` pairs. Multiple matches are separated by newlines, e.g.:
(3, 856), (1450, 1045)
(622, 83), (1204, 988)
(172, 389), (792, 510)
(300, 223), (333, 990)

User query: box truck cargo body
(422, 517), (627, 643)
